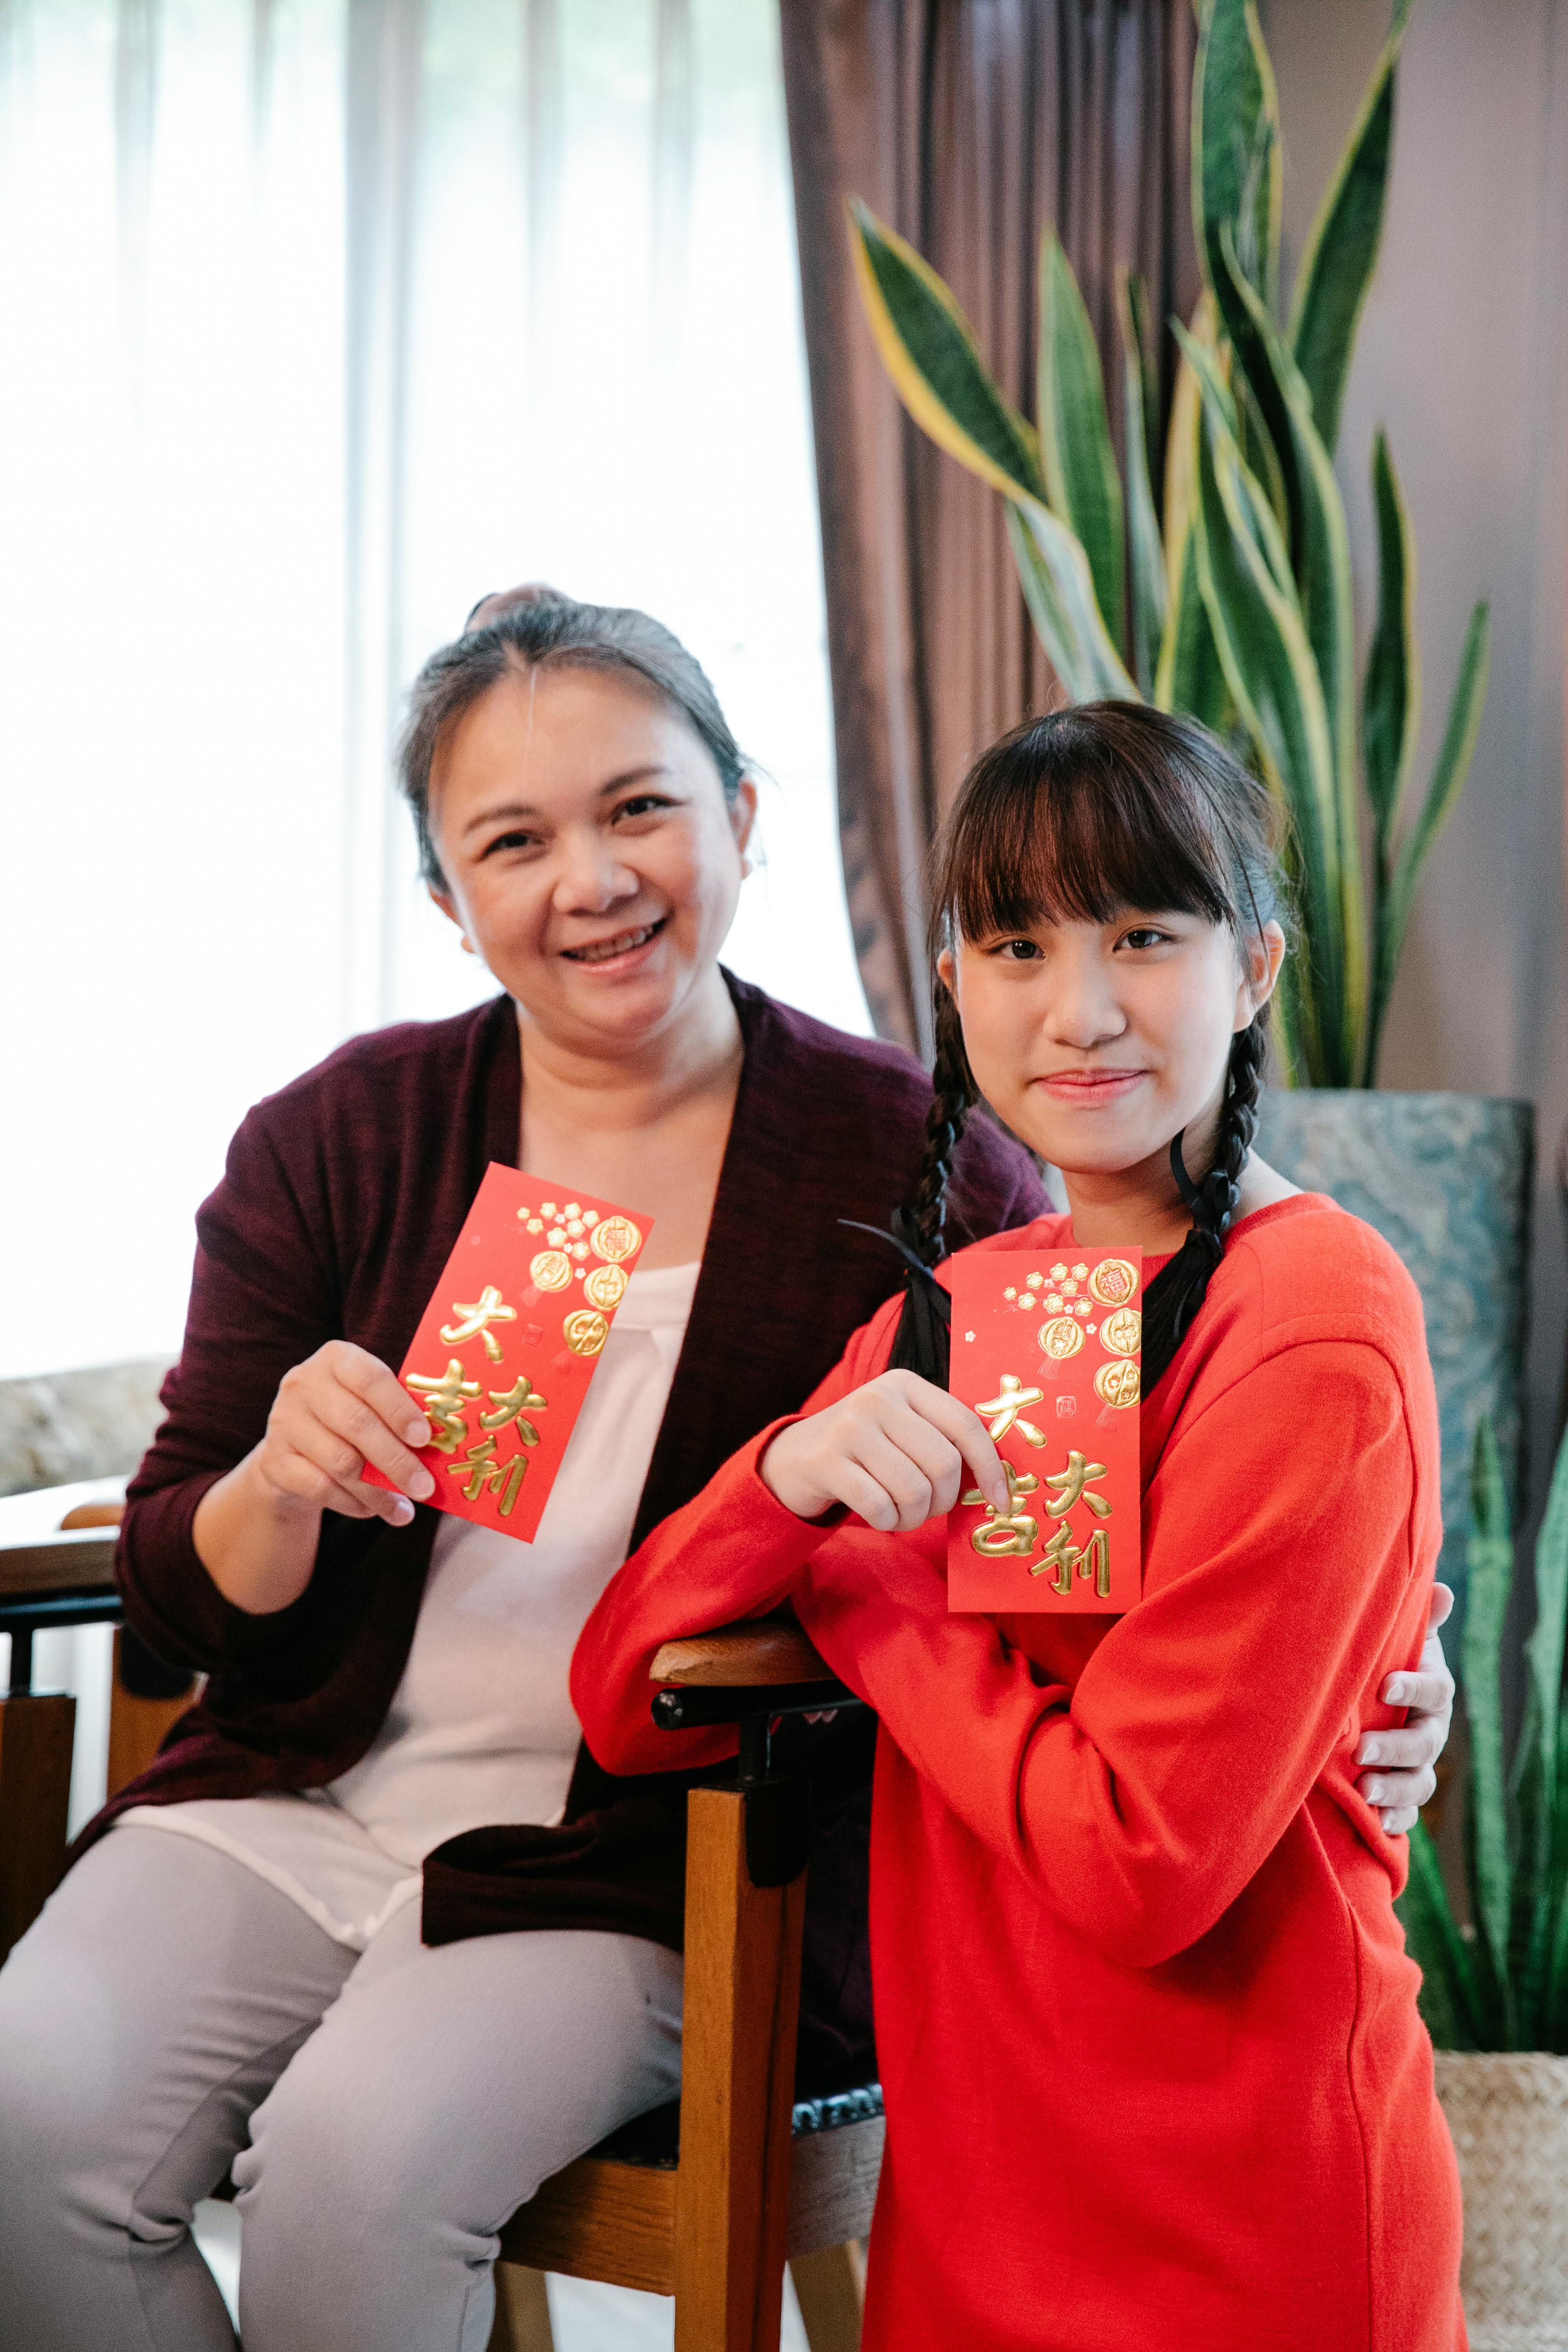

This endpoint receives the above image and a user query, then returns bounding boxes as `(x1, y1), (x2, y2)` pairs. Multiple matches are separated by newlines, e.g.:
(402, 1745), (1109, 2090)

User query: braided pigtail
(1141, 1015), (1268, 1390)
(887, 987), (976, 1383)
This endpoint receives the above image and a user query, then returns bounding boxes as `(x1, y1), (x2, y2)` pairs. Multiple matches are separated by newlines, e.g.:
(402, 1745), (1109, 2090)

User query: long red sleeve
(573, 1196), (1463, 2352)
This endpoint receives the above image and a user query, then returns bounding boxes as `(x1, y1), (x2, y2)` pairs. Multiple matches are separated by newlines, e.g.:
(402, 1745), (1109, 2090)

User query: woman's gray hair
(398, 585), (747, 886)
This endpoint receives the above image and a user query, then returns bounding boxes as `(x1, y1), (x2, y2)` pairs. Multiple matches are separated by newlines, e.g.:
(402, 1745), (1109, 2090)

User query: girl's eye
(997, 938), (1044, 961)
(1119, 926), (1172, 952)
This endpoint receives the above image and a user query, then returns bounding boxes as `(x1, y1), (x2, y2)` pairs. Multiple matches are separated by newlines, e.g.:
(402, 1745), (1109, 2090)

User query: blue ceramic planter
(1256, 1091), (1534, 1631)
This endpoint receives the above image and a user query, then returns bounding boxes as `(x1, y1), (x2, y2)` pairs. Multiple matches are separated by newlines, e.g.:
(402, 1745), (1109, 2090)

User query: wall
(1265, 0), (1568, 1534)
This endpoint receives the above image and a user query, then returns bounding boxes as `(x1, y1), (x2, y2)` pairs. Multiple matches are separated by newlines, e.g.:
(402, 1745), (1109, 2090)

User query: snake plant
(1399, 1420), (1568, 2051)
(848, 0), (1489, 1088)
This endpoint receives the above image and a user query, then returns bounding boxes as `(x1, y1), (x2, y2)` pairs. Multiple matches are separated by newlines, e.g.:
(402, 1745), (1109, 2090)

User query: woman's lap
(0, 1821), (683, 2352)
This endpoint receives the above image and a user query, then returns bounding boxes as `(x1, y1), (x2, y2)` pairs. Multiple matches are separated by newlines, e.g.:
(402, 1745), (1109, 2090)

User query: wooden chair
(491, 1618), (882, 2352)
(0, 1507), (881, 2351)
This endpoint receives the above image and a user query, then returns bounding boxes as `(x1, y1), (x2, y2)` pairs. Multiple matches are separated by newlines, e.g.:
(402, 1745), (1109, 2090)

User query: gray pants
(0, 1824), (683, 2352)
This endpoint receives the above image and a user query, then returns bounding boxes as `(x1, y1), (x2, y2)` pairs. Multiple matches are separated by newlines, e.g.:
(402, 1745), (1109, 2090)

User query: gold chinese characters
(960, 1462), (1040, 1556)
(563, 1309), (609, 1358)
(1099, 1307), (1141, 1358)
(1037, 1522), (1112, 1599)
(590, 1216), (643, 1265)
(1088, 1258), (1138, 1309)
(529, 1251), (573, 1293)
(1038, 1316), (1084, 1362)
(406, 1364), (550, 1508)
(976, 1374), (1047, 1448)
(405, 1360), (481, 1453)
(439, 1286), (517, 1364)
(584, 1263), (628, 1312)
(1093, 1359), (1140, 1410)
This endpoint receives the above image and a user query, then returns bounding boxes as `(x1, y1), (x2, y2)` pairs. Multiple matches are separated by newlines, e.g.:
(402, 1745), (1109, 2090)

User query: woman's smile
(559, 915), (671, 971)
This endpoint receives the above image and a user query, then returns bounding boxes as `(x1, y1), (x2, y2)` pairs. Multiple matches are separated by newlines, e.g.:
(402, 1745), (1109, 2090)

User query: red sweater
(572, 1196), (1465, 2352)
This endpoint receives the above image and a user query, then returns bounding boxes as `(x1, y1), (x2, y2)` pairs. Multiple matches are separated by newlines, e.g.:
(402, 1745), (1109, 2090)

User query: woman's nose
(551, 830), (639, 914)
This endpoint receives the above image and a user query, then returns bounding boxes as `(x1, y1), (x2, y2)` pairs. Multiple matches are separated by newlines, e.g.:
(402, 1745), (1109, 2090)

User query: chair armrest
(650, 1617), (833, 1689)
(0, 1527), (120, 1601)
(649, 1616), (856, 1737)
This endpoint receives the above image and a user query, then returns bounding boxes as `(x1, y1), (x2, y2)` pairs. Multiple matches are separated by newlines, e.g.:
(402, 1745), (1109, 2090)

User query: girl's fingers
(833, 1459), (908, 1532)
(880, 1381), (1009, 1510)
(1427, 1581), (1455, 1633)
(1358, 1720), (1444, 1771)
(1361, 1766), (1436, 1813)
(1377, 1662), (1453, 1724)
(1377, 1805), (1419, 1838)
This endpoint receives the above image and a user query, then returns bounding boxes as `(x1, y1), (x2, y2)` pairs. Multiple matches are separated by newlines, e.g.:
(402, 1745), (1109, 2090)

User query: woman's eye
(481, 829), (541, 857)
(613, 793), (676, 822)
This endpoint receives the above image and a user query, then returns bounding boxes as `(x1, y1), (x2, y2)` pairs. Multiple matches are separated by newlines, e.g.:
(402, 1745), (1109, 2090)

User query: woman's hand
(760, 1371), (1009, 1530)
(1358, 1582), (1456, 1836)
(192, 1342), (434, 1615)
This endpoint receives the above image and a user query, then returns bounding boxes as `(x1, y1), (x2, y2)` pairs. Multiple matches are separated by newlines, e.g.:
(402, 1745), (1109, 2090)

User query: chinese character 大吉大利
(1036, 1522), (1111, 1599)
(405, 1358), (483, 1454)
(976, 1373), (1047, 1449)
(1042, 1450), (1111, 1521)
(447, 1433), (528, 1515)
(960, 1461), (1041, 1558)
(478, 1375), (548, 1444)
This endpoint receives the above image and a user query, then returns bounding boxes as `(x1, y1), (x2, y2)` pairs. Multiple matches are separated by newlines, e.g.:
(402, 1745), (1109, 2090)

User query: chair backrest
(0, 1360), (172, 1498)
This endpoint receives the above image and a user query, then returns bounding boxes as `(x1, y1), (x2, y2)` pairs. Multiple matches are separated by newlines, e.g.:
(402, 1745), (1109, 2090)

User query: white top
(117, 1260), (700, 1948)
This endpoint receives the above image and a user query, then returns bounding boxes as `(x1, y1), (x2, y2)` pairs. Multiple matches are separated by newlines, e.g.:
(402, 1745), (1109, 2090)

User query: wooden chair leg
(0, 1689), (76, 1964)
(488, 2262), (555, 2352)
(789, 2244), (865, 2352)
(106, 1631), (195, 1799)
(673, 1782), (807, 2352)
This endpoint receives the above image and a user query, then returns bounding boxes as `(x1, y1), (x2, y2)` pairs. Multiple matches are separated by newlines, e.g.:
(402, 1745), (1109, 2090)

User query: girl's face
(427, 663), (756, 1056)
(940, 907), (1283, 1184)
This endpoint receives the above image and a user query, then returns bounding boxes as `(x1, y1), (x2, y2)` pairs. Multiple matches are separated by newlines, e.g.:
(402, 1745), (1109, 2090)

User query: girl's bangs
(942, 716), (1236, 945)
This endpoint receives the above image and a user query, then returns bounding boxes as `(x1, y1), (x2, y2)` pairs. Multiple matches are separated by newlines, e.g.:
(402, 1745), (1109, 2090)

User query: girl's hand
(1358, 1582), (1456, 1837)
(760, 1372), (1010, 1531)
(250, 1340), (436, 1527)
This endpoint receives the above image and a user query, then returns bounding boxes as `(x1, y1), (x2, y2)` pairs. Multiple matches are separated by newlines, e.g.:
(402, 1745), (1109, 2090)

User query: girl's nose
(1046, 952), (1127, 1050)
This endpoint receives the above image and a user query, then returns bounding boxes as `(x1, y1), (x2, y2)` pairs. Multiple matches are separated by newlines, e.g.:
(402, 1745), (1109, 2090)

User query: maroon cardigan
(88, 977), (1044, 2082)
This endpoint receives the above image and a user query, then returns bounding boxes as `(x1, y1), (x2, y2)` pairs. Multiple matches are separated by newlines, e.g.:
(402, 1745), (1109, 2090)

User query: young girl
(572, 702), (1465, 2351)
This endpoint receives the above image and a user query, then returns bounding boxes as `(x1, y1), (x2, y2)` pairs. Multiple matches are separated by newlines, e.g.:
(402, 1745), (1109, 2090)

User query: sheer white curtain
(0, 0), (867, 1388)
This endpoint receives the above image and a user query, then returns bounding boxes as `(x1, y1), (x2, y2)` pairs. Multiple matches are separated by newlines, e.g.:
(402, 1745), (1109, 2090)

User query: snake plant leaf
(1155, 530), (1232, 734)
(1004, 504), (1097, 702)
(1463, 1419), (1515, 2035)
(1363, 427), (1421, 854)
(1547, 1693), (1568, 2041)
(1526, 1409), (1568, 1846)
(846, 198), (1045, 507)
(1116, 270), (1167, 693)
(1162, 291), (1218, 577)
(1215, 226), (1366, 1069)
(1400, 1819), (1484, 2050)
(1289, 0), (1414, 454)
(1178, 325), (1348, 1076)
(1122, 270), (1162, 496)
(1378, 601), (1491, 1035)
(1012, 497), (1140, 703)
(1038, 227), (1126, 647)
(1193, 0), (1298, 559)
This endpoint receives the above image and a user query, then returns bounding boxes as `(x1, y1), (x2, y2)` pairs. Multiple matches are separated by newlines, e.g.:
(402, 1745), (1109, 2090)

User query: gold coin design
(584, 1263), (628, 1312)
(1100, 1307), (1142, 1358)
(590, 1215), (643, 1265)
(1038, 1316), (1085, 1362)
(1094, 1359), (1141, 1410)
(529, 1250), (573, 1293)
(1088, 1258), (1138, 1308)
(563, 1308), (609, 1357)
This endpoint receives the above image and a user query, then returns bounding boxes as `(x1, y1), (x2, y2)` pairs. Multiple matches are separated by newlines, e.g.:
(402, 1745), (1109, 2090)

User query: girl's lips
(1036, 1068), (1150, 1103)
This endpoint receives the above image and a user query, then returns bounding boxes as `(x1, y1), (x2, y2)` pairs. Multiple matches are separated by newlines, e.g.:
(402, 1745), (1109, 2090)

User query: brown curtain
(781, 0), (1200, 1052)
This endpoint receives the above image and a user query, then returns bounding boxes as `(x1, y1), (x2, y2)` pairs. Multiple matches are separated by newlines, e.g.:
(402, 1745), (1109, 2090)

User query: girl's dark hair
(398, 585), (747, 884)
(891, 700), (1287, 1393)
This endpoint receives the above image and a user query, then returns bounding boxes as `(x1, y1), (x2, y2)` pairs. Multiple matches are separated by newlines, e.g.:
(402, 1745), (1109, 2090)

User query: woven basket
(1434, 2051), (1568, 2350)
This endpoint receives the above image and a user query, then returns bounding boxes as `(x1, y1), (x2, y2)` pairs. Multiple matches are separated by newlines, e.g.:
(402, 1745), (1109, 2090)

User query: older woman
(0, 589), (1451, 2352)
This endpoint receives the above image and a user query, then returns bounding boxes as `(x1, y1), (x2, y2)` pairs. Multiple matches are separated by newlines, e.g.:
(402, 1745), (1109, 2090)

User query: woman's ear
(428, 884), (474, 953)
(730, 776), (760, 872)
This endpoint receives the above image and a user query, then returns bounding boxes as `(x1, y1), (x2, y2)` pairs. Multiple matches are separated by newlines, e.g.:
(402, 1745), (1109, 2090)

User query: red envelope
(364, 1163), (652, 1541)
(947, 1247), (1142, 1613)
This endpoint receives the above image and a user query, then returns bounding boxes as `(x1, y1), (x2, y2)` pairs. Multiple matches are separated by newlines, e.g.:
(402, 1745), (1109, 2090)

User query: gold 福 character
(439, 1285), (518, 1364)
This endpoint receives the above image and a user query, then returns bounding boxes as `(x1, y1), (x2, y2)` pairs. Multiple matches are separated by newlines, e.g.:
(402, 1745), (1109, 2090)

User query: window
(0, 0), (867, 1383)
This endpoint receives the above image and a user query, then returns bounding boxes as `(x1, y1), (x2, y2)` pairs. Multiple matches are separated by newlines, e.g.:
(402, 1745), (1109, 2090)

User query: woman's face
(427, 663), (756, 1056)
(941, 907), (1282, 1183)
